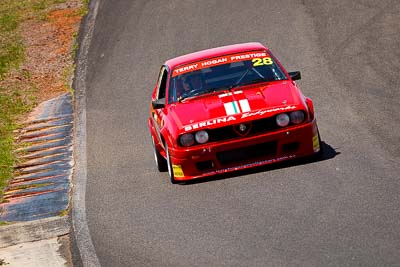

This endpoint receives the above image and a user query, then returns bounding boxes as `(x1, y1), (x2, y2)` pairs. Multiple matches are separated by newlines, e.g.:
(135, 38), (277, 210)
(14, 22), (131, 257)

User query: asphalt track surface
(84, 1), (400, 266)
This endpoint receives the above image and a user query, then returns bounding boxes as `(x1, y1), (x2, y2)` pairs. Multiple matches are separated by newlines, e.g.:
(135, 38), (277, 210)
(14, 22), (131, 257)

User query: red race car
(148, 42), (322, 183)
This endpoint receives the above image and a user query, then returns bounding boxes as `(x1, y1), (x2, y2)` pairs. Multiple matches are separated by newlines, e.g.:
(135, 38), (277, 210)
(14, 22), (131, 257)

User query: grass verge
(0, 0), (28, 200)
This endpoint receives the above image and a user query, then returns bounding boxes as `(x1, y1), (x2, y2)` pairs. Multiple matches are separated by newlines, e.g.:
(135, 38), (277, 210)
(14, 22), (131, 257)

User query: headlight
(195, 130), (209, 144)
(290, 111), (305, 124)
(276, 113), (290, 127)
(179, 133), (195, 147)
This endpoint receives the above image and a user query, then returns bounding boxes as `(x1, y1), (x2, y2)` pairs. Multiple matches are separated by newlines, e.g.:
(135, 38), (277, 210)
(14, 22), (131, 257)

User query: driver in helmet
(177, 74), (204, 100)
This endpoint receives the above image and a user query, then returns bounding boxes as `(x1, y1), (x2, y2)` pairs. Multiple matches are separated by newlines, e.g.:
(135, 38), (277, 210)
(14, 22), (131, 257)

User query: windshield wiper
(201, 86), (231, 95)
(179, 86), (229, 102)
(230, 78), (272, 90)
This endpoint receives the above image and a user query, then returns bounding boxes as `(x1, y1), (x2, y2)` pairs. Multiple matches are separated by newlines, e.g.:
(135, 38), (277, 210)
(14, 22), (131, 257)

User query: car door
(151, 66), (169, 147)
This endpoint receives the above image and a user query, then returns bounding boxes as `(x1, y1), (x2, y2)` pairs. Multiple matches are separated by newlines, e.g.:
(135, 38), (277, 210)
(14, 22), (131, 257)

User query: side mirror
(288, 71), (301, 81)
(152, 99), (165, 109)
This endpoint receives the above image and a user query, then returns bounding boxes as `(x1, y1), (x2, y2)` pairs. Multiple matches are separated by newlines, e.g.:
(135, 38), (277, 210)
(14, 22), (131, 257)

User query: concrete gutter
(71, 0), (101, 266)
(0, 217), (69, 248)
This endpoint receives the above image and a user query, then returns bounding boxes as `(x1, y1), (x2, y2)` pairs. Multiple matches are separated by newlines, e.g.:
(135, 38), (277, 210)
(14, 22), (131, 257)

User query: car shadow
(180, 141), (340, 185)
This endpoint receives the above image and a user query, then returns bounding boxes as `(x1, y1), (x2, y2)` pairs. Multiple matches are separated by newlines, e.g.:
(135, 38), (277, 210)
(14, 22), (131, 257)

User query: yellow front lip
(172, 164), (184, 177)
(312, 133), (320, 152)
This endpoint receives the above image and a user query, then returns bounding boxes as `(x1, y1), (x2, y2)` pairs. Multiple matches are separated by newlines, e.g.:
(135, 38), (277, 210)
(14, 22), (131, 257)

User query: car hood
(168, 81), (304, 132)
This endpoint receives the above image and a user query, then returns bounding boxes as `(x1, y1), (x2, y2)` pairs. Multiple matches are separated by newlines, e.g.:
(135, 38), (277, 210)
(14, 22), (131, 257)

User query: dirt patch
(0, 0), (83, 104)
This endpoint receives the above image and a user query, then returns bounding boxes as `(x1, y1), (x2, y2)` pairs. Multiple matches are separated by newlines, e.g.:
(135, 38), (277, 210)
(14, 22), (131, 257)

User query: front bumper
(169, 119), (320, 181)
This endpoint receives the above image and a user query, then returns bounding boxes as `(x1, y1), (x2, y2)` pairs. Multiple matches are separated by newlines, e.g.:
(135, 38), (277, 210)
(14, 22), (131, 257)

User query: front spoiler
(168, 120), (320, 181)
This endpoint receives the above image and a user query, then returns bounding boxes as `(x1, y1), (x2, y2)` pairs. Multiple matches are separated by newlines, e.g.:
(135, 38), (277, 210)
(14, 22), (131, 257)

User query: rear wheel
(151, 135), (167, 172)
(165, 143), (177, 184)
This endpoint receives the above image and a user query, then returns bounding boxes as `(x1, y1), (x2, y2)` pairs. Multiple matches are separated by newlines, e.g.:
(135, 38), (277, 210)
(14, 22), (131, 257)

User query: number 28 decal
(252, 57), (273, 67)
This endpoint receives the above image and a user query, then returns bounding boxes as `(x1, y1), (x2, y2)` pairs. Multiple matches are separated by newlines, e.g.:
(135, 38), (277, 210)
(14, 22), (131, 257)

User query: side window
(156, 67), (168, 100)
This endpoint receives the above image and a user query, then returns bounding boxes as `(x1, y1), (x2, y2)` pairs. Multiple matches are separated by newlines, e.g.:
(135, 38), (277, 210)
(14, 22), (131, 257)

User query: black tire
(151, 135), (167, 172)
(165, 143), (177, 184)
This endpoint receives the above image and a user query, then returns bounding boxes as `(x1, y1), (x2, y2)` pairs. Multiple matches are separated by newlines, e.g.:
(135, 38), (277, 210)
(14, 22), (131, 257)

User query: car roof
(165, 42), (268, 70)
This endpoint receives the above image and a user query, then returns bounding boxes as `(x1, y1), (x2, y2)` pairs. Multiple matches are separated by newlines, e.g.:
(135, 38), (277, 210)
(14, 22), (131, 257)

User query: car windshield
(168, 51), (288, 103)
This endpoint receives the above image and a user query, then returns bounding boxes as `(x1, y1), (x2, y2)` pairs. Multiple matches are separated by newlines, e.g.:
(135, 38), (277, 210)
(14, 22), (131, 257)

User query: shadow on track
(180, 141), (339, 185)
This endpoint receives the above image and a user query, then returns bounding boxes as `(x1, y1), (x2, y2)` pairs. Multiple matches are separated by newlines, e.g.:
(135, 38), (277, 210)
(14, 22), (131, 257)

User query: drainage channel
(0, 93), (74, 222)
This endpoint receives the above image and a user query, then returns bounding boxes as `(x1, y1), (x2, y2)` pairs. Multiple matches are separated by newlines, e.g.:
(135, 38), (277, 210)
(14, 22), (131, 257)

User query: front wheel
(165, 143), (178, 184)
(313, 129), (324, 160)
(151, 135), (167, 172)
